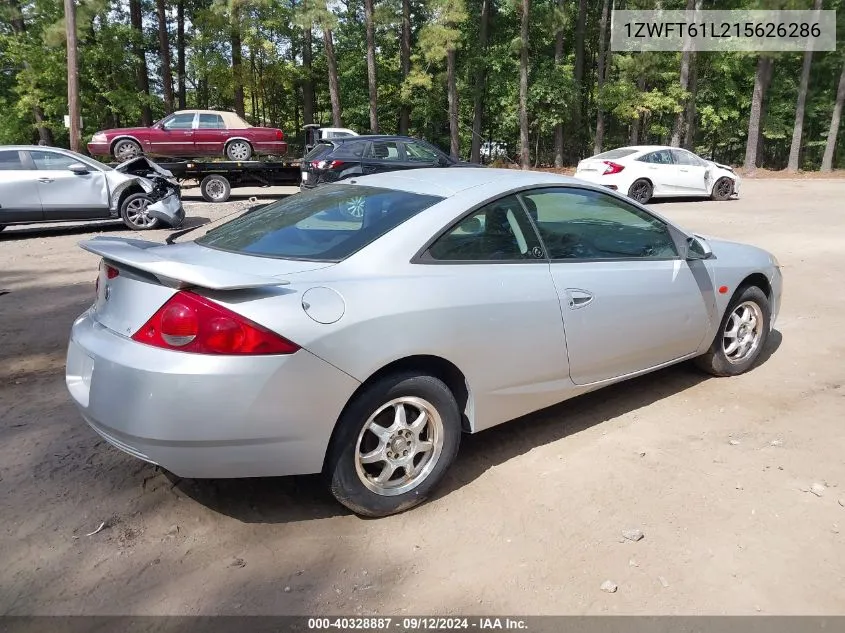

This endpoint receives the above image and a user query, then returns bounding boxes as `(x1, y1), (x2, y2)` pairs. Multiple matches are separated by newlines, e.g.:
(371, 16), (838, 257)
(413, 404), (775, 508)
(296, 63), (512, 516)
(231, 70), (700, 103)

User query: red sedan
(87, 110), (288, 162)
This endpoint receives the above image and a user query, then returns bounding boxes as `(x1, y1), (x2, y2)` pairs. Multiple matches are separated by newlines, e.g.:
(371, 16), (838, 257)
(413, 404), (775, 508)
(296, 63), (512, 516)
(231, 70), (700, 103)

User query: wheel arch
(109, 135), (143, 154)
(322, 354), (473, 471)
(111, 181), (146, 212)
(224, 137), (253, 149)
(737, 272), (771, 298)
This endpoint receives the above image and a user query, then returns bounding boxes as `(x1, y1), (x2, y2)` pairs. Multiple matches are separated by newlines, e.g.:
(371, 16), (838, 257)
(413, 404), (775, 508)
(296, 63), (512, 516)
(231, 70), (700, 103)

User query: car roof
(330, 135), (419, 143)
(344, 167), (579, 197)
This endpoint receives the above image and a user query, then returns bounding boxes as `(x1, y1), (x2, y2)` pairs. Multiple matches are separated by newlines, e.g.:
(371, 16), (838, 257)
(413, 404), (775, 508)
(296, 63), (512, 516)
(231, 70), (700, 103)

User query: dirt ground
(1, 179), (843, 616)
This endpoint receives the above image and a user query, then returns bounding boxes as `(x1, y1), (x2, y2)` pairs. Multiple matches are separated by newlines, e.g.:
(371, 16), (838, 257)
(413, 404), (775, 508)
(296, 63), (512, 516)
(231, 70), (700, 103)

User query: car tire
(200, 174), (232, 203)
(694, 285), (771, 377)
(225, 140), (253, 161)
(112, 139), (142, 162)
(325, 372), (462, 517)
(711, 177), (734, 201)
(628, 179), (653, 204)
(120, 192), (160, 230)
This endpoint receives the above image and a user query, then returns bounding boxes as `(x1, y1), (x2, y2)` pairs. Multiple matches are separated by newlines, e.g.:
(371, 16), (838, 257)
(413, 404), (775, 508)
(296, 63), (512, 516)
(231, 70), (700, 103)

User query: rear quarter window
(304, 143), (334, 161)
(591, 149), (638, 160)
(196, 184), (442, 261)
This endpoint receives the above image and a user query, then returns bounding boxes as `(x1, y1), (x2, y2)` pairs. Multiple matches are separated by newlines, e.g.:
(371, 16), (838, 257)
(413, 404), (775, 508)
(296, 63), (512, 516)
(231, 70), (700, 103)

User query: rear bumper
(252, 140), (288, 155)
(66, 311), (360, 478)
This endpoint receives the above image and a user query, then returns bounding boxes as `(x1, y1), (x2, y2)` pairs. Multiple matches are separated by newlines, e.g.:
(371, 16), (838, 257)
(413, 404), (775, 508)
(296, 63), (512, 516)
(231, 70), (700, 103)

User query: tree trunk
(302, 9), (315, 126)
(399, 0), (411, 135)
(743, 55), (773, 172)
(64, 0), (81, 151)
(231, 3), (245, 119)
(129, 0), (152, 126)
(155, 0), (174, 113)
(787, 0), (822, 171)
(364, 0), (379, 133)
(570, 0), (587, 161)
(553, 0), (564, 167)
(593, 0), (611, 156)
(323, 26), (342, 126)
(755, 58), (774, 167)
(447, 47), (459, 159)
(470, 0), (491, 163)
(176, 0), (186, 109)
(821, 60), (845, 172)
(683, 52), (698, 150)
(670, 0), (697, 147)
(519, 0), (530, 169)
(9, 0), (54, 144)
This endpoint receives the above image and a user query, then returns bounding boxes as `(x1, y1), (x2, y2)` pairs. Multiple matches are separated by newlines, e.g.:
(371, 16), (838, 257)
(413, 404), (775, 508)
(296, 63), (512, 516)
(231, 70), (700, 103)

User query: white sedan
(574, 146), (740, 204)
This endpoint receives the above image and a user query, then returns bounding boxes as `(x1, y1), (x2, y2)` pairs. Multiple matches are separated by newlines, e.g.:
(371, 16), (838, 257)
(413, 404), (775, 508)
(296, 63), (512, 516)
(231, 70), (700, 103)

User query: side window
(427, 195), (544, 261)
(0, 150), (24, 170)
(520, 188), (678, 260)
(638, 150), (673, 165)
(163, 113), (196, 129)
(198, 114), (224, 129)
(333, 141), (367, 158)
(367, 140), (401, 161)
(30, 151), (78, 170)
(670, 149), (699, 166)
(404, 142), (439, 162)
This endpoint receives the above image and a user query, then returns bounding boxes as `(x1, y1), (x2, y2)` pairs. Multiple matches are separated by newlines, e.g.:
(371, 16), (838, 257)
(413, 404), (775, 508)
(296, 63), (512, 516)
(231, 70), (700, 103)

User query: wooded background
(1, 0), (844, 170)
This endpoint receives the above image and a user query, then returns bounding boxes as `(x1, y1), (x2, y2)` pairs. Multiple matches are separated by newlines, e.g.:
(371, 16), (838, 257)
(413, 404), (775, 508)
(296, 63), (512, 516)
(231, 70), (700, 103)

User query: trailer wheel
(200, 174), (231, 203)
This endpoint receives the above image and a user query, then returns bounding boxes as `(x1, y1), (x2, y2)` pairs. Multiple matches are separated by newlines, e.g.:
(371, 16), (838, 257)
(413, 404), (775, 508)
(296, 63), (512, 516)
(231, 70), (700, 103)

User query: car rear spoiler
(79, 236), (290, 290)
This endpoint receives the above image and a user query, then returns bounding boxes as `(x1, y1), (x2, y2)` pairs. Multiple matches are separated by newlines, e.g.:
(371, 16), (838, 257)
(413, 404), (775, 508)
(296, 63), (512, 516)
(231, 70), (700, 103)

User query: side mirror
(68, 162), (89, 175)
(686, 235), (713, 260)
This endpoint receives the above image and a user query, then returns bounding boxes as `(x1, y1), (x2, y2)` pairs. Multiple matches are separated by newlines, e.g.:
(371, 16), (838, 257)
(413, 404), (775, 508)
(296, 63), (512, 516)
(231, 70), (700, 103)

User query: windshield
(194, 184), (443, 261)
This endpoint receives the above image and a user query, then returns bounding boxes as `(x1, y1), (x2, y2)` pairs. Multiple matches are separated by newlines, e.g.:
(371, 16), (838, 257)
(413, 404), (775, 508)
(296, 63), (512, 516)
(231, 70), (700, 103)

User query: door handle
(679, 168), (689, 172)
(38, 178), (54, 183)
(565, 288), (593, 310)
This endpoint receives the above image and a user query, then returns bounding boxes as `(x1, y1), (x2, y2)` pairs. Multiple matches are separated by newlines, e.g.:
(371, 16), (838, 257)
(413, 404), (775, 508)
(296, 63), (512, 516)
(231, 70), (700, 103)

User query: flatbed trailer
(112, 159), (302, 203)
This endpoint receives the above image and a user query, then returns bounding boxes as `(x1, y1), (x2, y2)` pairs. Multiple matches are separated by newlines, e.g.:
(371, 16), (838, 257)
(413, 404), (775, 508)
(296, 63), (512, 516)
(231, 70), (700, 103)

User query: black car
(300, 135), (479, 190)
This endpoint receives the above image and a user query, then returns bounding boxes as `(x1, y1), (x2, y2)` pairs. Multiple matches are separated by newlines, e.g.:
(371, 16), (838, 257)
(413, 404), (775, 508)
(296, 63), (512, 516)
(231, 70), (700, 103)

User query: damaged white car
(0, 146), (184, 232)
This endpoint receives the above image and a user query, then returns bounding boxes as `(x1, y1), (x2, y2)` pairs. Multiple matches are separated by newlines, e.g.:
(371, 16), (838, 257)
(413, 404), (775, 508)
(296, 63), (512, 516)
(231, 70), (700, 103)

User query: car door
(148, 112), (196, 156)
(635, 149), (677, 195)
(419, 194), (570, 431)
(519, 187), (712, 385)
(0, 149), (43, 223)
(194, 113), (227, 156)
(28, 150), (110, 220)
(669, 149), (709, 194)
(361, 139), (403, 175)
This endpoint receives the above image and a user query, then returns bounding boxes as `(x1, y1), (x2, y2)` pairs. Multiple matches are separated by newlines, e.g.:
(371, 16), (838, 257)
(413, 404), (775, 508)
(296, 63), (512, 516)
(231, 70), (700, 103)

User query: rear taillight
(602, 161), (625, 175)
(275, 129), (284, 140)
(95, 261), (119, 296)
(131, 291), (299, 356)
(311, 159), (345, 170)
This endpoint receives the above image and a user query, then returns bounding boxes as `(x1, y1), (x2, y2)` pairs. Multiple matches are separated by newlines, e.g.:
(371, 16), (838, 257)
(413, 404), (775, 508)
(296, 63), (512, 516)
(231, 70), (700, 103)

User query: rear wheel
(325, 373), (461, 517)
(694, 285), (771, 377)
(711, 177), (734, 201)
(225, 140), (252, 161)
(112, 139), (142, 162)
(628, 179), (653, 204)
(120, 192), (159, 230)
(200, 174), (231, 203)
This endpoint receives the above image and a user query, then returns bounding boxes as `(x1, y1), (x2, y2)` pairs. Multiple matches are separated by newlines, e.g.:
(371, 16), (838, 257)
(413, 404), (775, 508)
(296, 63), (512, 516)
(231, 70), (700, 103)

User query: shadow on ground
(0, 216), (210, 242)
(176, 330), (782, 524)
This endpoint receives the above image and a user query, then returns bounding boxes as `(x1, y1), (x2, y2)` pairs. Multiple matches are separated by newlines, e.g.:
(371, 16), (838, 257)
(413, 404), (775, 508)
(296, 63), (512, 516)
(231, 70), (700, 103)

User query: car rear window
(591, 148), (638, 160)
(196, 184), (443, 261)
(304, 143), (333, 161)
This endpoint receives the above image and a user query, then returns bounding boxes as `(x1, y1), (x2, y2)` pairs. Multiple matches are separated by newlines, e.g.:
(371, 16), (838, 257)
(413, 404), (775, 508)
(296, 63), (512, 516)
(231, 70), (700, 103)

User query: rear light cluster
(132, 290), (299, 356)
(311, 159), (345, 170)
(602, 161), (625, 175)
(275, 129), (284, 141)
(95, 262), (119, 296)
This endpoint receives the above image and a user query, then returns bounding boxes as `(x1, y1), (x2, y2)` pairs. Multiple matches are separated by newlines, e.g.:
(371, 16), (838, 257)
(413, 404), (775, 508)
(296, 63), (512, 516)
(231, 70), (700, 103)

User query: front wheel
(112, 139), (142, 162)
(711, 177), (734, 201)
(628, 179), (653, 204)
(694, 285), (771, 377)
(325, 373), (462, 517)
(120, 192), (159, 230)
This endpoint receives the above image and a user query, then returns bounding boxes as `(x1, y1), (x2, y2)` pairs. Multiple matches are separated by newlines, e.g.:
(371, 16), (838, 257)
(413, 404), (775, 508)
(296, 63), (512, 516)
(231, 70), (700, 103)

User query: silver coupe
(66, 168), (782, 516)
